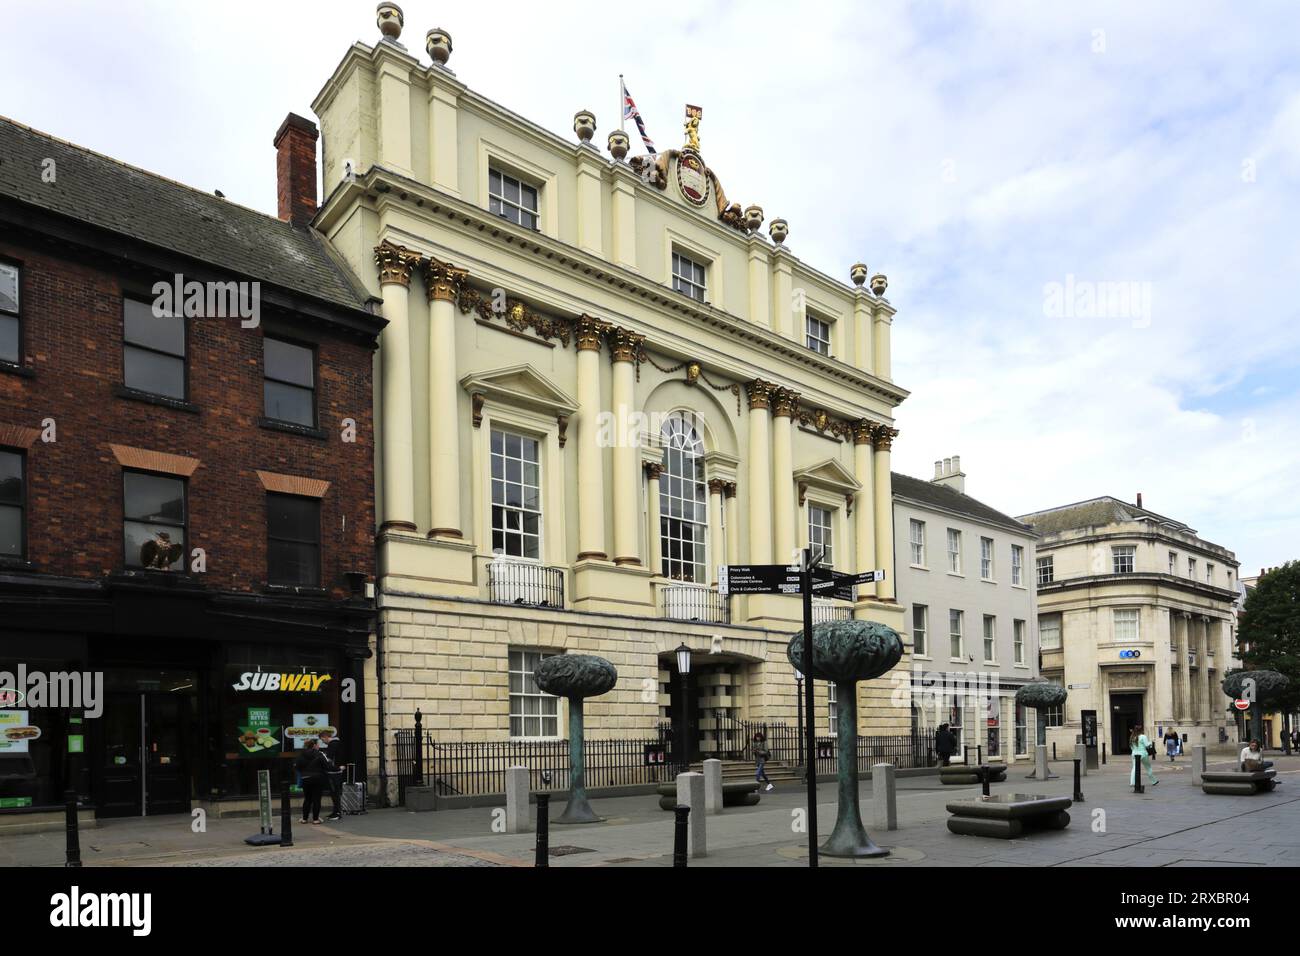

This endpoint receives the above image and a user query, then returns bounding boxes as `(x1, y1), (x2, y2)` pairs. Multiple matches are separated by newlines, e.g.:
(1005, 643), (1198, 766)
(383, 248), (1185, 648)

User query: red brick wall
(0, 239), (376, 597)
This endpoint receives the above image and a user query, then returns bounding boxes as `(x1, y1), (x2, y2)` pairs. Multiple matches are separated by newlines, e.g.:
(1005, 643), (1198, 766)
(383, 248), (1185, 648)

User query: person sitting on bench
(1239, 739), (1273, 773)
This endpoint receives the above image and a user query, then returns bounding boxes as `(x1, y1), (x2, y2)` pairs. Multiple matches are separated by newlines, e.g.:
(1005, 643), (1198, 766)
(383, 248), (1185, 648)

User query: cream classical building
(1018, 496), (1241, 758)
(894, 458), (1041, 764)
(307, 11), (911, 795)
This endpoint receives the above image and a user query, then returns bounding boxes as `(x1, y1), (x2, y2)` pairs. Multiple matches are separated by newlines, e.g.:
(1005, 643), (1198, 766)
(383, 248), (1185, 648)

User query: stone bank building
(305, 12), (914, 797)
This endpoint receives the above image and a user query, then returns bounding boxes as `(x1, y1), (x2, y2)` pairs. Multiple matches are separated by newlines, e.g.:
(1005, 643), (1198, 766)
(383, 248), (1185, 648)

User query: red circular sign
(1234, 699), (1250, 711)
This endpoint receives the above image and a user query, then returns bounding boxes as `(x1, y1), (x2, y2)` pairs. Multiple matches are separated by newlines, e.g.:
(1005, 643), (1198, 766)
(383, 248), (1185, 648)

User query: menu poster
(0, 710), (41, 754)
(288, 713), (336, 749)
(236, 707), (282, 758)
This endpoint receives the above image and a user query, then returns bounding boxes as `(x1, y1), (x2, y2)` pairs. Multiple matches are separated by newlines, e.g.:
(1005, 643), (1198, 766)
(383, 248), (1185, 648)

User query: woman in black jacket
(295, 739), (330, 824)
(935, 723), (957, 766)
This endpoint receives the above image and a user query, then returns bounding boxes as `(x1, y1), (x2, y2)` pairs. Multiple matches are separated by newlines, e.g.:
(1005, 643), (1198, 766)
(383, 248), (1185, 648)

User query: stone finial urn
(787, 620), (904, 858)
(608, 130), (630, 161)
(850, 263), (868, 287)
(533, 654), (618, 824)
(1222, 670), (1290, 747)
(870, 273), (888, 296)
(769, 218), (789, 245)
(426, 28), (453, 65)
(376, 2), (404, 41)
(573, 110), (597, 144)
(743, 204), (764, 233)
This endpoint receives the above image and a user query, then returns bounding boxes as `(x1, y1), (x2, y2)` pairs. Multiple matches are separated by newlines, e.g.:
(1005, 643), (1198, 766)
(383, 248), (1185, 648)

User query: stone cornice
(1037, 572), (1239, 606)
(325, 166), (908, 408)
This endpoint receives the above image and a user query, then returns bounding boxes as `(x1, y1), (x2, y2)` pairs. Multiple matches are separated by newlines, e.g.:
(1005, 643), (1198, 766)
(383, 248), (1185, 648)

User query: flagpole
(619, 74), (625, 132)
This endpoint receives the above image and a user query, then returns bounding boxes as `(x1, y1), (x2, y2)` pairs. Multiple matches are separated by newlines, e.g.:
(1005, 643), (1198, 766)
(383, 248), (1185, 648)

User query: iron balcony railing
(487, 560), (564, 609)
(660, 584), (730, 624)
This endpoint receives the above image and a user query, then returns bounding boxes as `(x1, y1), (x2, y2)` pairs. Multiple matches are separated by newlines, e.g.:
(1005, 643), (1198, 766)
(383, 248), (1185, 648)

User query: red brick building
(0, 113), (384, 823)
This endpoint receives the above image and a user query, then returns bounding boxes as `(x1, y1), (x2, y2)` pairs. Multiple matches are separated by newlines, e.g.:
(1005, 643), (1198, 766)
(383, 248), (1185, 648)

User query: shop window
(123, 297), (185, 400)
(0, 260), (19, 364)
(509, 648), (558, 738)
(263, 337), (316, 427)
(0, 449), (23, 558)
(267, 493), (321, 587)
(123, 471), (186, 570)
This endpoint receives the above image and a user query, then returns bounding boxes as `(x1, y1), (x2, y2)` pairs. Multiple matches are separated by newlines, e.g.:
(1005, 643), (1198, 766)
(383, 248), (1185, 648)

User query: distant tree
(1237, 561), (1300, 748)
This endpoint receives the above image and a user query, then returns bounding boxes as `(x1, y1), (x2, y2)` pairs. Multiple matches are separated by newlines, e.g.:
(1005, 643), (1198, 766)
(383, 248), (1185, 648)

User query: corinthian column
(871, 424), (899, 600)
(708, 478), (726, 584)
(423, 256), (468, 538)
(645, 462), (663, 574)
(771, 387), (800, 566)
(575, 315), (610, 561)
(852, 420), (876, 588)
(746, 381), (776, 564)
(724, 482), (739, 565)
(374, 241), (420, 532)
(609, 326), (644, 565)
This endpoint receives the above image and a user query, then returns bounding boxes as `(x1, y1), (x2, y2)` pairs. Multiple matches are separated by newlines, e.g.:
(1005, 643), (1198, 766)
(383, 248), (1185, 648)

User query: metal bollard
(1053, 742), (1058, 761)
(280, 780), (294, 848)
(535, 792), (550, 867)
(1073, 759), (1084, 803)
(673, 805), (690, 867)
(980, 766), (990, 798)
(64, 790), (81, 868)
(1133, 754), (1144, 794)
(976, 745), (983, 765)
(1102, 742), (1107, 765)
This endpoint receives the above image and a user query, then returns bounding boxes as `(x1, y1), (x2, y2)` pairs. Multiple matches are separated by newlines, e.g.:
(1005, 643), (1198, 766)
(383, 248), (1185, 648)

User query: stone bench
(657, 780), (760, 810)
(1201, 769), (1277, 795)
(939, 763), (1008, 786)
(946, 793), (1072, 839)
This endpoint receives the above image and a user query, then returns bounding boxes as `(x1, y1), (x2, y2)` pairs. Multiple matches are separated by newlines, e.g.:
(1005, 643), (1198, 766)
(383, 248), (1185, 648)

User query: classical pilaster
(852, 420), (876, 586)
(708, 478), (726, 585)
(771, 250), (795, 340)
(747, 235), (771, 329)
(771, 387), (800, 565)
(723, 481), (739, 566)
(645, 462), (663, 575)
(374, 241), (420, 532)
(610, 165), (638, 270)
(871, 424), (899, 600)
(576, 145), (605, 256)
(746, 380), (777, 563)
(427, 81), (460, 196)
(1200, 616), (1213, 726)
(377, 59), (414, 176)
(1177, 612), (1192, 722)
(423, 255), (468, 538)
(609, 326), (644, 565)
(575, 315), (610, 561)
(872, 300), (894, 381)
(853, 290), (874, 372)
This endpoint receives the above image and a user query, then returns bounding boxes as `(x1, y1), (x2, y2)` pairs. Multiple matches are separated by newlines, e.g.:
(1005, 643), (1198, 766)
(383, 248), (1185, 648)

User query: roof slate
(0, 116), (373, 315)
(891, 472), (1035, 535)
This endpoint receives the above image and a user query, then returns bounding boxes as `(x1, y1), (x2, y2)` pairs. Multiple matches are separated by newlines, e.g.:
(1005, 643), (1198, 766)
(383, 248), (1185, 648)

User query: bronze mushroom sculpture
(533, 654), (618, 824)
(1015, 680), (1068, 778)
(787, 620), (904, 858)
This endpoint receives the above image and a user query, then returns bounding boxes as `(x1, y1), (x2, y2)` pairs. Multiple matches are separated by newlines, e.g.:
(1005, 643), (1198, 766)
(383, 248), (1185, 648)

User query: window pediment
(460, 365), (578, 418)
(792, 458), (860, 496)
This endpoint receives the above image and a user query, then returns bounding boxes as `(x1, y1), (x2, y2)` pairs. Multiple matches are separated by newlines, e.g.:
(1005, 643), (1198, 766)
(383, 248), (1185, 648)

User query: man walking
(318, 729), (345, 821)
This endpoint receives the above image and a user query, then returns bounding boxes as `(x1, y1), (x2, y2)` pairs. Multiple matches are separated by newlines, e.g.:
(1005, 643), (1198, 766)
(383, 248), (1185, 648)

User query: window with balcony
(660, 414), (707, 582)
(671, 251), (707, 302)
(491, 429), (541, 560)
(509, 648), (558, 738)
(1112, 545), (1135, 574)
(489, 167), (539, 229)
(909, 519), (926, 566)
(1011, 544), (1023, 585)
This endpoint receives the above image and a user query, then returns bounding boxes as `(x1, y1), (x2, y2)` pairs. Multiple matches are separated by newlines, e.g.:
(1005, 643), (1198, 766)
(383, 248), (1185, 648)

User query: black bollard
(976, 745), (983, 765)
(673, 805), (690, 867)
(535, 792), (550, 867)
(1053, 742), (1058, 761)
(64, 790), (81, 868)
(280, 781), (294, 848)
(1073, 759), (1084, 803)
(1102, 742), (1107, 765)
(1133, 754), (1144, 794)
(980, 766), (990, 797)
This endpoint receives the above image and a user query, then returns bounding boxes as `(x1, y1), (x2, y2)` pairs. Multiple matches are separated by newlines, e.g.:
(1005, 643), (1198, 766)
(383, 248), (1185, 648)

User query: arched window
(660, 413), (707, 582)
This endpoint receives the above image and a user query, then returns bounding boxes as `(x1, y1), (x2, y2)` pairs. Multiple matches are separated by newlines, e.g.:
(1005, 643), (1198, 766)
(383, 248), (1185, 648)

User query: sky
(2, 0), (1298, 574)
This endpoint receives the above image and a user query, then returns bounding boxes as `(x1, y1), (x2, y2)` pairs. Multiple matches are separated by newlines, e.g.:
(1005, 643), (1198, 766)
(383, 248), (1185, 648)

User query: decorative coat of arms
(676, 150), (709, 207)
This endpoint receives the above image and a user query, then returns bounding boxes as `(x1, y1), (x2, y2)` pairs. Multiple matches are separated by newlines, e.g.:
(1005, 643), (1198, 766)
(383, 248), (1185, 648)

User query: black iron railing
(488, 560), (564, 609)
(660, 584), (730, 624)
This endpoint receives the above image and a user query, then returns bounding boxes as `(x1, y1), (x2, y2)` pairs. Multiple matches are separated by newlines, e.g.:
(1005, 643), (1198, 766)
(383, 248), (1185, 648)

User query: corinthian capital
(608, 325), (646, 363)
(747, 378), (778, 410)
(852, 419), (876, 445)
(772, 387), (801, 419)
(872, 424), (899, 451)
(374, 240), (421, 287)
(575, 314), (611, 352)
(423, 256), (469, 303)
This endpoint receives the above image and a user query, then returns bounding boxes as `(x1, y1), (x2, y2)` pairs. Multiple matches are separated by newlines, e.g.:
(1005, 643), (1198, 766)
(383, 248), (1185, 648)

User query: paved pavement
(5, 751), (1296, 867)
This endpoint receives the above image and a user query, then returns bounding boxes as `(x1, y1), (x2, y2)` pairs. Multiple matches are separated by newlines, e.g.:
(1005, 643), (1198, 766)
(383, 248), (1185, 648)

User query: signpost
(1234, 699), (1250, 712)
(717, 555), (884, 867)
(244, 768), (282, 846)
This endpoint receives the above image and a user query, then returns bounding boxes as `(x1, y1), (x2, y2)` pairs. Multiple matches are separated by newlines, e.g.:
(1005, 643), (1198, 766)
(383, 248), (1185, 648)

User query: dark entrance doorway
(99, 688), (194, 817)
(1110, 693), (1144, 756)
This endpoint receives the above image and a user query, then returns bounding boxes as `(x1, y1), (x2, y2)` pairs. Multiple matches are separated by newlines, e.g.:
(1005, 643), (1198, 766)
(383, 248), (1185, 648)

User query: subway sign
(231, 672), (333, 692)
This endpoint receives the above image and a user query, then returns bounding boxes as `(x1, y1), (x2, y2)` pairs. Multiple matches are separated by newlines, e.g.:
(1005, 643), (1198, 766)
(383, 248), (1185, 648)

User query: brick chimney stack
(274, 113), (319, 227)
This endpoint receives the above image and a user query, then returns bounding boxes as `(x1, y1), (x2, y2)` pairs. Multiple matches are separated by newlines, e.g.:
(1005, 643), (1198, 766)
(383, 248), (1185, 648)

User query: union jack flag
(621, 79), (657, 156)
